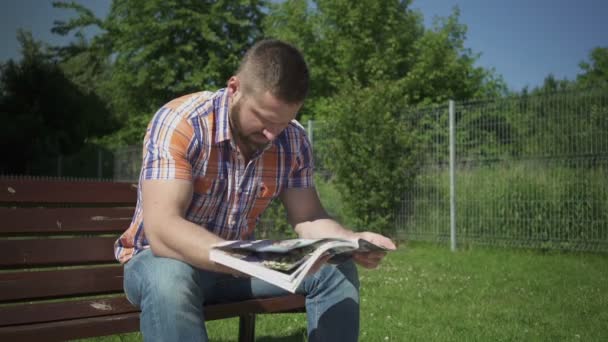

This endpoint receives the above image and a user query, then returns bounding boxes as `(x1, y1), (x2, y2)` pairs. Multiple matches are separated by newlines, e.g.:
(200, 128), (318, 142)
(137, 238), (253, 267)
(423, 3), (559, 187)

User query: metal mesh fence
(1, 144), (114, 180)
(113, 145), (142, 182)
(396, 89), (608, 252)
(395, 105), (452, 244)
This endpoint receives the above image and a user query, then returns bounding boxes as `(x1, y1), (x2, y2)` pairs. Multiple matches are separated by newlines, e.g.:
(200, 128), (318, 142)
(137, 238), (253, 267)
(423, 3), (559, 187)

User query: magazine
(209, 238), (389, 293)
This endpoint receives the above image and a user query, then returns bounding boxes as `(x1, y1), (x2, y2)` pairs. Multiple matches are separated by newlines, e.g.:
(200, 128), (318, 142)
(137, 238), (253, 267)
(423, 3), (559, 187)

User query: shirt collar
(213, 88), (232, 144)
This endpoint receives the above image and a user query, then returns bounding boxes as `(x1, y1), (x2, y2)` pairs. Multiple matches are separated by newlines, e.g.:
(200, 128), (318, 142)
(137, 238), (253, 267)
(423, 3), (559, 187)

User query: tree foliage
(0, 30), (114, 174)
(316, 83), (431, 235)
(501, 46), (608, 164)
(263, 0), (506, 233)
(577, 47), (608, 89)
(52, 0), (266, 145)
(264, 1), (507, 111)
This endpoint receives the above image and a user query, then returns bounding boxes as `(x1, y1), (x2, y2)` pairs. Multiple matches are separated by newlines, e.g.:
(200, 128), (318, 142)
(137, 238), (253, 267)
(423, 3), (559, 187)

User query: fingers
(353, 254), (379, 269)
(357, 232), (397, 250)
(353, 251), (387, 269)
(229, 269), (251, 278)
(360, 251), (386, 259)
(307, 249), (390, 274)
(307, 253), (332, 276)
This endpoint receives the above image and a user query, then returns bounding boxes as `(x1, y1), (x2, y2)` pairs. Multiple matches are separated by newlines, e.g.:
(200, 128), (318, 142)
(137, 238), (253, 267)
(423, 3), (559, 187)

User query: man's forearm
(294, 218), (358, 240)
(144, 216), (238, 275)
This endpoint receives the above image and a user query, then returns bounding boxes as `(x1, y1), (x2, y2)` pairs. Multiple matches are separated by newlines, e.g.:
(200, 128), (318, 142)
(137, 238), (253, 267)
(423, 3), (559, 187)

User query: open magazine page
(216, 241), (320, 274)
(287, 239), (360, 290)
(216, 239), (321, 253)
(210, 248), (297, 288)
(210, 237), (390, 293)
(355, 238), (389, 252)
(326, 238), (389, 264)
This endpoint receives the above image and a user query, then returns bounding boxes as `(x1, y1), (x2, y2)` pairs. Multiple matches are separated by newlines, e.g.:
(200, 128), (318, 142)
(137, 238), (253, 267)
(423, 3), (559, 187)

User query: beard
(229, 97), (269, 153)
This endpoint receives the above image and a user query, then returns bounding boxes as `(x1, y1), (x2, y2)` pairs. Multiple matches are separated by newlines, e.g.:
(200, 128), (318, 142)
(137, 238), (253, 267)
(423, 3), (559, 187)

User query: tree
(264, 1), (507, 233)
(264, 2), (507, 113)
(517, 47), (608, 161)
(53, 0), (266, 145)
(316, 83), (429, 235)
(396, 8), (508, 104)
(264, 0), (425, 115)
(0, 30), (114, 174)
(577, 47), (608, 89)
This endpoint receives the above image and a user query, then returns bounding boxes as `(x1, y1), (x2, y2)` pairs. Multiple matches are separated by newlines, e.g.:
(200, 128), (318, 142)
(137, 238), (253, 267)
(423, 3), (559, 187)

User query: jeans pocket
(123, 262), (141, 308)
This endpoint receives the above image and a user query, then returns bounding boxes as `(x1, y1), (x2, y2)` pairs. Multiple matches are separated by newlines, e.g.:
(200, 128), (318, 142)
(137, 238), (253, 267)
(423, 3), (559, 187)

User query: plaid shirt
(114, 88), (314, 264)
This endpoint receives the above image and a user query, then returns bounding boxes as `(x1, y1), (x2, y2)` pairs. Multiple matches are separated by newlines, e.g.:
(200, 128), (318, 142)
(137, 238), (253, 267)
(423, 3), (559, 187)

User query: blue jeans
(123, 249), (360, 341)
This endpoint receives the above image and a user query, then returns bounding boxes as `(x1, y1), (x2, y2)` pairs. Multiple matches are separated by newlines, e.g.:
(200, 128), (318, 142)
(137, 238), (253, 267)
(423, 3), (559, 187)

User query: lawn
(80, 242), (608, 341)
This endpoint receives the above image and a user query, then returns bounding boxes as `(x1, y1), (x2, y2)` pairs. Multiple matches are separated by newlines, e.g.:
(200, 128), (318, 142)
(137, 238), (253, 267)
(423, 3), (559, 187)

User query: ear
(227, 76), (240, 97)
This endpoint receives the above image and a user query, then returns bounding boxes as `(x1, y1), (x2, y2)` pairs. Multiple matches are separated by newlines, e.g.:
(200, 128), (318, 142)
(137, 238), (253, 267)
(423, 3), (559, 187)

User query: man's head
(227, 39), (309, 153)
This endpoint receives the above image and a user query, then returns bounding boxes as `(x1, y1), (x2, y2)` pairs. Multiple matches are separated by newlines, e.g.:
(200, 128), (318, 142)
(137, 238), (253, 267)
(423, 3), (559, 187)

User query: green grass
(80, 242), (608, 341)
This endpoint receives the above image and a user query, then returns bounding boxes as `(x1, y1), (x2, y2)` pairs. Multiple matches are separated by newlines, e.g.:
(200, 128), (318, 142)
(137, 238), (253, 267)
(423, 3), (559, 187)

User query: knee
(154, 260), (202, 306)
(153, 266), (201, 307)
(337, 259), (360, 290)
(306, 260), (360, 300)
(128, 252), (203, 309)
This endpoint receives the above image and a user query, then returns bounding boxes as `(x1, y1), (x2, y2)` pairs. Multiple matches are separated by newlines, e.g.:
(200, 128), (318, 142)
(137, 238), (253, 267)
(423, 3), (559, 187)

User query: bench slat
(0, 295), (306, 341)
(0, 179), (137, 204)
(0, 312), (140, 342)
(0, 207), (134, 234)
(0, 296), (137, 327)
(0, 266), (123, 303)
(206, 295), (306, 320)
(0, 295), (306, 327)
(0, 237), (117, 268)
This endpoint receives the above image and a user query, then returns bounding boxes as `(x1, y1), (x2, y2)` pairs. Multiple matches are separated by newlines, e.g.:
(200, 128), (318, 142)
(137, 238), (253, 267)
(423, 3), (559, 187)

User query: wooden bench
(0, 177), (305, 341)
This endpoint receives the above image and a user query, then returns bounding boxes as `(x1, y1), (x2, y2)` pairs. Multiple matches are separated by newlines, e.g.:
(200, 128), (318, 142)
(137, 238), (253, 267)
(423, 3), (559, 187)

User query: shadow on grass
(257, 329), (306, 342)
(213, 328), (306, 342)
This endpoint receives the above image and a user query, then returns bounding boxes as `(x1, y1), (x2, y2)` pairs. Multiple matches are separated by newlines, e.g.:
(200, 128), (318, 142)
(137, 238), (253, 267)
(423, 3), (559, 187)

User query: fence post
(449, 100), (457, 251)
(307, 120), (313, 146)
(97, 149), (103, 179)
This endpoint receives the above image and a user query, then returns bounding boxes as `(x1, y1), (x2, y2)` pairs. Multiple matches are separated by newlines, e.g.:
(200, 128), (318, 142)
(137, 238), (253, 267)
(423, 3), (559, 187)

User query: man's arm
(280, 187), (356, 240)
(280, 187), (396, 268)
(141, 179), (238, 275)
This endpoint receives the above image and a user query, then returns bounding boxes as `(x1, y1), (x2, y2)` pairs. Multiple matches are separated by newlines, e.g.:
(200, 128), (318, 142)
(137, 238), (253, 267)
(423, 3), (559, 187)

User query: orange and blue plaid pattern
(114, 89), (314, 264)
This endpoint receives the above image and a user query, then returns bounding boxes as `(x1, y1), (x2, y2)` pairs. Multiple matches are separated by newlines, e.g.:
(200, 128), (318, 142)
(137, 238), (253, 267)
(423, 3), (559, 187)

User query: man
(115, 39), (396, 341)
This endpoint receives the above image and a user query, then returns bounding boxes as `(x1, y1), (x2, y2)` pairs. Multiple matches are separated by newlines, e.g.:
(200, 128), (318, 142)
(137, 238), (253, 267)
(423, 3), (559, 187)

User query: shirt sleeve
(141, 107), (196, 181)
(287, 131), (315, 188)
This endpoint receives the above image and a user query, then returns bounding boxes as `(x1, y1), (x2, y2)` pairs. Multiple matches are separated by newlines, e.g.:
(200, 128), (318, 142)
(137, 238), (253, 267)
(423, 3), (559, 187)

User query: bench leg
(238, 314), (256, 342)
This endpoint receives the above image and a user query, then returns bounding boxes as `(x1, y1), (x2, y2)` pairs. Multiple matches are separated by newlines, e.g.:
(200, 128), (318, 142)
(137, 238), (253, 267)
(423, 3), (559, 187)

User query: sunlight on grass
(80, 243), (608, 341)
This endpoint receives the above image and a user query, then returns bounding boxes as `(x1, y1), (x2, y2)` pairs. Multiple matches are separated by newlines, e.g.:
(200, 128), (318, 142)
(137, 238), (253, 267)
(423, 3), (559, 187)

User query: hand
(352, 231), (397, 269)
(213, 262), (251, 278)
(306, 253), (332, 276)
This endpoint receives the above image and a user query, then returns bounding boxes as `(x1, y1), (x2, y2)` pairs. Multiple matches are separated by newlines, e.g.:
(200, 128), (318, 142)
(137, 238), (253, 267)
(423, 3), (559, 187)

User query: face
(228, 77), (301, 153)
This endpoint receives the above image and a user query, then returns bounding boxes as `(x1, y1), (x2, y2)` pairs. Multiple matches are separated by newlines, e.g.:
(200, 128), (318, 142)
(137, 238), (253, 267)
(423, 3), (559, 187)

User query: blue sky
(0, 0), (606, 92)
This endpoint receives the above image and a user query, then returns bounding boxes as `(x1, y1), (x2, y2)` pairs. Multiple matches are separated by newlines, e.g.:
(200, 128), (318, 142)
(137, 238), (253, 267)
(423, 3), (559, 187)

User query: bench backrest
(0, 177), (140, 339)
(0, 177), (306, 341)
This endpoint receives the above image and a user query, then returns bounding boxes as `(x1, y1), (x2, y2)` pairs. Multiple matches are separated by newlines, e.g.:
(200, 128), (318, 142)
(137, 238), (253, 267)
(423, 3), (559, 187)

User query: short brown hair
(237, 39), (309, 104)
